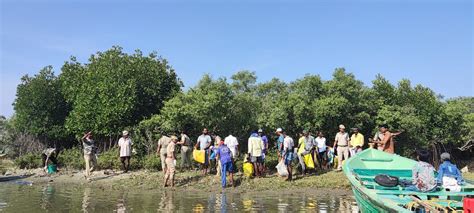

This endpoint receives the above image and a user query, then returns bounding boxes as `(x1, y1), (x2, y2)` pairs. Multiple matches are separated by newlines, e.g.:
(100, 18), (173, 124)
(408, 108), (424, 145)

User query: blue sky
(1, 0), (472, 117)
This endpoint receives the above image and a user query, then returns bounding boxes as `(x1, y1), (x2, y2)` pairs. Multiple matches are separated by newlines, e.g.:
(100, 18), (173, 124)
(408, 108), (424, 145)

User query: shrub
(97, 148), (121, 170)
(142, 154), (161, 171)
(14, 153), (42, 169)
(57, 147), (84, 170)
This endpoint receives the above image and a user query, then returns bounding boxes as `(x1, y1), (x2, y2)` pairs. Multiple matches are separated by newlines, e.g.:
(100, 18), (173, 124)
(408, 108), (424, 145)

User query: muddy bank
(1, 167), (352, 194)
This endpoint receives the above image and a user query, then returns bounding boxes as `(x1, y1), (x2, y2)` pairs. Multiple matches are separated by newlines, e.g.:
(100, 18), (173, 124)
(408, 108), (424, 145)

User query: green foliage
(142, 154), (161, 171)
(13, 66), (70, 145)
(97, 147), (122, 170)
(8, 45), (473, 161)
(14, 153), (42, 169)
(60, 46), (181, 139)
(57, 147), (84, 170)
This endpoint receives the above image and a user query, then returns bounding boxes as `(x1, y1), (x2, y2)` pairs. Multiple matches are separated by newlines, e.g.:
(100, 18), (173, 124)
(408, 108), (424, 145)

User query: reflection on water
(0, 183), (359, 212)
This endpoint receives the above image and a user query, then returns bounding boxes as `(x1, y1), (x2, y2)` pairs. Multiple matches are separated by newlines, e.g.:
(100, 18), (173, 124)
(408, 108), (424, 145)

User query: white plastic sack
(276, 160), (289, 176)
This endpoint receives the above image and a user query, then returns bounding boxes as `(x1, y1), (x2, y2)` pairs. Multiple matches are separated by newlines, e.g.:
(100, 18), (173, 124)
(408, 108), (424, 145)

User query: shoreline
(1, 167), (353, 193)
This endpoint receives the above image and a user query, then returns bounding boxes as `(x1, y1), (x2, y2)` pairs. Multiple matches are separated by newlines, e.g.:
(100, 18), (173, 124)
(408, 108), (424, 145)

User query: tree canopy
(3, 47), (473, 157)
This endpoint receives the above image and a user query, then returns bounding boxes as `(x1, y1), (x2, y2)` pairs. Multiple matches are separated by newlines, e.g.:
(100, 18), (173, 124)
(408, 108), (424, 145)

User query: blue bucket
(47, 164), (57, 174)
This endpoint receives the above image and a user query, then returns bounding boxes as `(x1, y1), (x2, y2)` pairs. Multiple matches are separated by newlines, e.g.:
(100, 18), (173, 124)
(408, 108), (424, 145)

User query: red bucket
(464, 197), (474, 212)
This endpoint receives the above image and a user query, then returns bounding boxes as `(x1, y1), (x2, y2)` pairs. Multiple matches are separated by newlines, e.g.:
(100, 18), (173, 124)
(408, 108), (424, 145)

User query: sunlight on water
(0, 183), (359, 212)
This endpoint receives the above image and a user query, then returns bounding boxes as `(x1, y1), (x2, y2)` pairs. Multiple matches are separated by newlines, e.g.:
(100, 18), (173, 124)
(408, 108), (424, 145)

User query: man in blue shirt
(276, 128), (284, 161)
(216, 141), (234, 188)
(437, 152), (464, 192)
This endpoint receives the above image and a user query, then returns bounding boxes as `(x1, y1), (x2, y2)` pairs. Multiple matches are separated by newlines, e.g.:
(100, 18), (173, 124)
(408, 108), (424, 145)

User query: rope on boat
(406, 198), (460, 212)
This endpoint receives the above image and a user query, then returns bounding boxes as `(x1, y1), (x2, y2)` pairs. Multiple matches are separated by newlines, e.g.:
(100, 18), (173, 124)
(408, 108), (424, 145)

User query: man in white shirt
(282, 131), (294, 181)
(118, 130), (133, 173)
(224, 134), (239, 159)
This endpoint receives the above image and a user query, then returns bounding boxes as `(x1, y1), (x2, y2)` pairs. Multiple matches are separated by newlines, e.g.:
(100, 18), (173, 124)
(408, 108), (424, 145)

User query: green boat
(342, 148), (474, 212)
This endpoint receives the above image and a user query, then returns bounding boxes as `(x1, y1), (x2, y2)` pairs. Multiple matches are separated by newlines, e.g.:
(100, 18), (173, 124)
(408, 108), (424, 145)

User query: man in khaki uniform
(177, 130), (192, 170)
(157, 134), (172, 172)
(333, 124), (350, 171)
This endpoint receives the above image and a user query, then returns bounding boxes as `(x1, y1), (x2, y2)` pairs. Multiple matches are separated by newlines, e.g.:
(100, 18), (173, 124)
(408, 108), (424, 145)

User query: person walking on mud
(118, 130), (132, 173)
(164, 136), (178, 187)
(81, 131), (97, 180)
(157, 134), (172, 172)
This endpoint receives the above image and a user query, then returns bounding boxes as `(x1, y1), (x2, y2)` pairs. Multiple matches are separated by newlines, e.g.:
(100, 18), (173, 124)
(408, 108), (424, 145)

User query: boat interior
(348, 149), (474, 212)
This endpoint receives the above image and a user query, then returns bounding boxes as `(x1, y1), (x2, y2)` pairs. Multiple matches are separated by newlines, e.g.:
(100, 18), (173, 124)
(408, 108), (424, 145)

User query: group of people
(403, 150), (464, 192)
(40, 123), (464, 192)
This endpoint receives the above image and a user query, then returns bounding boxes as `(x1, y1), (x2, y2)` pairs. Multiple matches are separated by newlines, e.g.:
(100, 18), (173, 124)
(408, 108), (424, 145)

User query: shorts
(251, 156), (263, 163)
(284, 152), (294, 165)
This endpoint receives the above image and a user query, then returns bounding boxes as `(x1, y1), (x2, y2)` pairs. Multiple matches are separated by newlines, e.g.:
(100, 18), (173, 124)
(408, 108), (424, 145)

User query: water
(0, 182), (359, 212)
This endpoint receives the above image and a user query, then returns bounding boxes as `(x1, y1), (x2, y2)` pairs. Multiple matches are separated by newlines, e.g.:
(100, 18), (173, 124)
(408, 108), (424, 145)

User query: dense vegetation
(0, 46), (472, 169)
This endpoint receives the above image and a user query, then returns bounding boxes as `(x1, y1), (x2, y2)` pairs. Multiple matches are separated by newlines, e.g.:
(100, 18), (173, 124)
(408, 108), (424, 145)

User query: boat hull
(351, 185), (399, 213)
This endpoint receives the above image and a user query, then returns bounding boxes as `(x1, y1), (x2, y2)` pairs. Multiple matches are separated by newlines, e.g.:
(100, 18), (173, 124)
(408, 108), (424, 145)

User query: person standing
(377, 124), (395, 154)
(371, 130), (385, 151)
(297, 130), (315, 175)
(216, 140), (234, 188)
(275, 128), (284, 161)
(177, 130), (192, 170)
(81, 132), (97, 179)
(157, 134), (172, 172)
(224, 134), (239, 175)
(195, 128), (212, 175)
(224, 134), (239, 159)
(213, 135), (222, 176)
(333, 124), (350, 171)
(118, 130), (133, 173)
(164, 136), (178, 187)
(258, 129), (268, 174)
(350, 128), (364, 156)
(315, 131), (327, 169)
(248, 132), (264, 177)
(282, 131), (294, 181)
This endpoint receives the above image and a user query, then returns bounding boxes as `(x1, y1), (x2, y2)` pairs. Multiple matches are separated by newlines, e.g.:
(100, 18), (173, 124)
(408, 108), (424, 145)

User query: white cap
(339, 124), (345, 129)
(258, 129), (263, 133)
(122, 130), (129, 136)
(276, 128), (283, 132)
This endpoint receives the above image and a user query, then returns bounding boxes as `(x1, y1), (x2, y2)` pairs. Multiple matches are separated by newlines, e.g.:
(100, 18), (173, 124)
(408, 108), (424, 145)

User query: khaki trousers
(160, 152), (167, 172)
(337, 146), (349, 169)
(84, 154), (97, 177)
(180, 146), (192, 168)
(164, 158), (176, 184)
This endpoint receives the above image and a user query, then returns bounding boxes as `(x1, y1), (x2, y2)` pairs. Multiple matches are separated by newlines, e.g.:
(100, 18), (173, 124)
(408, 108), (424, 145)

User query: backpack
(374, 174), (399, 187)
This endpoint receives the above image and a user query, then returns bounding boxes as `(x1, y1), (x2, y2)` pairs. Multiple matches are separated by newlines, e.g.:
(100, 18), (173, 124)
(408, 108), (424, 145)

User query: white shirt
(224, 135), (239, 158)
(315, 137), (327, 153)
(283, 136), (294, 151)
(118, 137), (132, 157)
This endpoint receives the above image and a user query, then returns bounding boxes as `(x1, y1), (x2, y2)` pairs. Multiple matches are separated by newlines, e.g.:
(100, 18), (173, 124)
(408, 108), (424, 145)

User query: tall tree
(60, 46), (181, 140)
(13, 66), (70, 146)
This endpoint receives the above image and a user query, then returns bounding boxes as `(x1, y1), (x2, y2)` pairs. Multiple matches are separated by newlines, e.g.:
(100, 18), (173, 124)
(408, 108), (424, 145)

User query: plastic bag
(243, 162), (254, 177)
(193, 149), (205, 164)
(276, 160), (289, 176)
(304, 154), (315, 169)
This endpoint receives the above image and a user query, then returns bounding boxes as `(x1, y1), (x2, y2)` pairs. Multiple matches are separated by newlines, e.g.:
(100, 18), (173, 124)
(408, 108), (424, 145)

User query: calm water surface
(0, 182), (359, 212)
